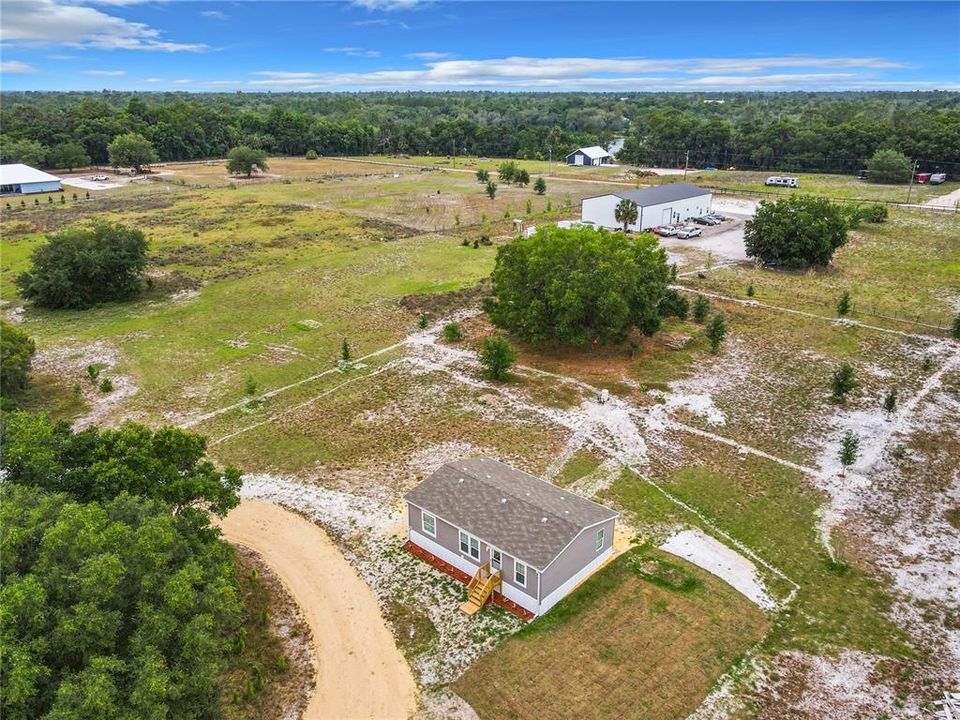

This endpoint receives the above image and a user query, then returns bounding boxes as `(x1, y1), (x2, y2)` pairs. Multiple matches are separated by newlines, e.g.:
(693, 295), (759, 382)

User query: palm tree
(614, 199), (638, 232)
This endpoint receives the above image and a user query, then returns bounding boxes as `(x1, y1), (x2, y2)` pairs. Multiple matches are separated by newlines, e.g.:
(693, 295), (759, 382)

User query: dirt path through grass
(215, 500), (417, 720)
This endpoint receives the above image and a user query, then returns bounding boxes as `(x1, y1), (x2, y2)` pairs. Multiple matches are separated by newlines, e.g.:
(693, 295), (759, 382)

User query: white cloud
(407, 51), (453, 60)
(351, 0), (424, 10)
(201, 10), (227, 20)
(324, 46), (381, 58)
(0, 59), (37, 73)
(1, 0), (207, 52)
(81, 68), (126, 75)
(248, 55), (920, 91)
(352, 18), (389, 26)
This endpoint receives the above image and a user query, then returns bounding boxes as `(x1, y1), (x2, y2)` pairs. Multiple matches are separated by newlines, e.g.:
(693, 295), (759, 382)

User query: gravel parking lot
(658, 198), (757, 262)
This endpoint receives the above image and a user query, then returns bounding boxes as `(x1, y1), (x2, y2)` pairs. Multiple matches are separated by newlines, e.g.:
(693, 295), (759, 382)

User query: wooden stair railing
(460, 562), (502, 615)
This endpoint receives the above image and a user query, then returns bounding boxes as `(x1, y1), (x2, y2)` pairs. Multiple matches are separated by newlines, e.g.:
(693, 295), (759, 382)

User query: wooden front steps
(460, 561), (502, 615)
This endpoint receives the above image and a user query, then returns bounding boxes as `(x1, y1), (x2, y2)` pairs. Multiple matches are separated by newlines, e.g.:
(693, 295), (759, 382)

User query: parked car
(707, 212), (727, 221)
(91, 175), (109, 181)
(695, 215), (719, 225)
(929, 173), (947, 185)
(677, 226), (702, 239)
(653, 225), (678, 236)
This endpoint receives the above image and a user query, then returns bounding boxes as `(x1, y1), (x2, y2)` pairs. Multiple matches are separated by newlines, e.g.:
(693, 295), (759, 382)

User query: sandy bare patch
(660, 528), (778, 611)
(215, 500), (418, 720)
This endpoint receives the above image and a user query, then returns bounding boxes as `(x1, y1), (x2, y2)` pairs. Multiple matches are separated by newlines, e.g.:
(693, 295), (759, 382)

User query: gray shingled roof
(404, 458), (618, 570)
(611, 182), (710, 207)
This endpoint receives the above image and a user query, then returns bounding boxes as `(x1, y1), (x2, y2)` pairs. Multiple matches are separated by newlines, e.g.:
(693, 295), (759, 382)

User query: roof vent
(458, 478), (464, 483)
(526, 492), (531, 496)
(500, 498), (507, 504)
(564, 510), (569, 514)
(541, 517), (548, 523)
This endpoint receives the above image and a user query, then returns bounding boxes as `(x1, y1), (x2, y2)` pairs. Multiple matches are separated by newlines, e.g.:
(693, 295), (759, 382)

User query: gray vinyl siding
(408, 503), (538, 601)
(539, 518), (615, 599)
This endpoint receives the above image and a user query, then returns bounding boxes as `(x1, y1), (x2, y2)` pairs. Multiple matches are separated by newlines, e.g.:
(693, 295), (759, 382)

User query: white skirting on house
(538, 546), (613, 615)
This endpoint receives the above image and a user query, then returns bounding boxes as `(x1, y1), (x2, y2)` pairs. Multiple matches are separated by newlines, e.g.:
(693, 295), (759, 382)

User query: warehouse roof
(404, 457), (618, 570)
(0, 164), (61, 185)
(611, 182), (710, 207)
(570, 146), (612, 160)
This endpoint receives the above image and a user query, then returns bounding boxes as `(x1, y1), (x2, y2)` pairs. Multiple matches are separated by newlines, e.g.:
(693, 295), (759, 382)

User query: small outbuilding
(566, 146), (613, 167)
(404, 457), (618, 618)
(581, 182), (712, 231)
(0, 164), (62, 195)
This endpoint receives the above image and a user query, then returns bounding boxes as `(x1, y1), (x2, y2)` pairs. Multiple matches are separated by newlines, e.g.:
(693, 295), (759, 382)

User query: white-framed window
(514, 560), (527, 587)
(490, 548), (502, 570)
(459, 530), (480, 561)
(596, 527), (605, 551)
(421, 512), (436, 538)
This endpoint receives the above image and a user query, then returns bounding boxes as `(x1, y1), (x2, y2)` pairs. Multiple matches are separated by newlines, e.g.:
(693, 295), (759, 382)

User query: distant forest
(2, 91), (958, 173)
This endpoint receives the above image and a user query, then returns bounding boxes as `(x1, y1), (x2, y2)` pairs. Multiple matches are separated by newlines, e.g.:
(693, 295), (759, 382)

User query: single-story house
(405, 457), (618, 618)
(0, 164), (62, 195)
(581, 183), (712, 231)
(566, 146), (613, 167)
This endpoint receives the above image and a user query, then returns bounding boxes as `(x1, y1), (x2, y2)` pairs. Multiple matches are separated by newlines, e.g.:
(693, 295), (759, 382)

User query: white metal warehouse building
(581, 183), (712, 231)
(0, 164), (62, 195)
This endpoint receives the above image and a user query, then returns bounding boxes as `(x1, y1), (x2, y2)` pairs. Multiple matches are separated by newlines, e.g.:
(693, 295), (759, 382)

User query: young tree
(693, 294), (711, 323)
(746, 284), (755, 297)
(485, 180), (498, 199)
(882, 387), (898, 417)
(478, 336), (517, 381)
(107, 132), (157, 173)
(514, 168), (530, 187)
(227, 145), (270, 178)
(838, 430), (860, 476)
(16, 220), (149, 309)
(705, 313), (727, 353)
(305, 149), (319, 159)
(0, 321), (36, 410)
(486, 226), (671, 345)
(533, 177), (547, 195)
(744, 195), (848, 268)
(476, 168), (490, 183)
(867, 149), (913, 184)
(836, 290), (851, 317)
(497, 161), (517, 183)
(952, 312), (960, 340)
(340, 337), (352, 363)
(831, 362), (857, 402)
(614, 198), (639, 232)
(48, 142), (91, 172)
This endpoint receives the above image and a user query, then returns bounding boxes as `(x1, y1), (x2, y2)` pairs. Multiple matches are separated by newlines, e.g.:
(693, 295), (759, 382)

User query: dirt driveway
(216, 500), (417, 720)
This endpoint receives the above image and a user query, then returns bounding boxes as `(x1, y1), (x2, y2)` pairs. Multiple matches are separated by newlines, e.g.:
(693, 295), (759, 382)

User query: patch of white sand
(660, 528), (777, 611)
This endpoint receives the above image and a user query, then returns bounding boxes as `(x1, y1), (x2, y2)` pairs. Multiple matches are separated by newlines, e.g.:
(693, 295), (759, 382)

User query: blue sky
(1, 1), (958, 92)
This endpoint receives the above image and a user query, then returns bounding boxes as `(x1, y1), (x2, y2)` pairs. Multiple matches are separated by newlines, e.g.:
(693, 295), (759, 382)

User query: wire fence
(704, 185), (959, 212)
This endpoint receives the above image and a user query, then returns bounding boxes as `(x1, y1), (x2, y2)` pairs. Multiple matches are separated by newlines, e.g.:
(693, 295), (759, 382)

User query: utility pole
(905, 158), (919, 204)
(683, 149), (689, 180)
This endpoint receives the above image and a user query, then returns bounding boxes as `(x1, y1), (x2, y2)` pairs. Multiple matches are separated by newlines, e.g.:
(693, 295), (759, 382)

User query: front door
(574, 154), (584, 165)
(490, 548), (502, 573)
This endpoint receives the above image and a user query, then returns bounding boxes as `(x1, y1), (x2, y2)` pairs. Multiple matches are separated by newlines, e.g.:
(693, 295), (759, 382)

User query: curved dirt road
(216, 500), (417, 720)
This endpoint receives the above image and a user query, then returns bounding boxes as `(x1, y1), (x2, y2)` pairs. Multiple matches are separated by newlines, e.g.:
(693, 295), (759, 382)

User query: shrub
(839, 430), (860, 475)
(478, 336), (517, 381)
(227, 146), (269, 178)
(514, 169), (530, 187)
(0, 321), (35, 409)
(692, 295), (710, 323)
(868, 149), (912, 184)
(486, 226), (671, 345)
(245, 375), (258, 396)
(705, 313), (727, 353)
(86, 363), (103, 384)
(836, 290), (851, 317)
(417, 313), (429, 329)
(442, 322), (464, 342)
(658, 289), (689, 320)
(305, 149), (319, 159)
(485, 180), (497, 199)
(479, 234), (492, 246)
(16, 220), (149, 309)
(744, 195), (848, 268)
(952, 312), (960, 340)
(534, 177), (547, 195)
(340, 338), (351, 363)
(831, 362), (857, 402)
(746, 284), (755, 297)
(99, 377), (113, 393)
(497, 161), (517, 183)
(883, 387), (898, 416)
(476, 169), (489, 183)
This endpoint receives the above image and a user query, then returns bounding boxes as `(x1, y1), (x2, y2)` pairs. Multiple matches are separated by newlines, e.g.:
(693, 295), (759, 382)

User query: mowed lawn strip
(455, 548), (769, 720)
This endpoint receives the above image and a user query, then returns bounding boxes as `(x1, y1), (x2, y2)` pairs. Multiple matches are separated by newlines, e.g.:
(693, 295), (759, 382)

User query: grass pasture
(455, 548), (769, 720)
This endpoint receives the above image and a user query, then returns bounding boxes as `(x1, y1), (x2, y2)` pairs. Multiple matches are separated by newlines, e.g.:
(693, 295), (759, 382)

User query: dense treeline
(1, 91), (958, 172)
